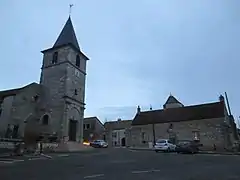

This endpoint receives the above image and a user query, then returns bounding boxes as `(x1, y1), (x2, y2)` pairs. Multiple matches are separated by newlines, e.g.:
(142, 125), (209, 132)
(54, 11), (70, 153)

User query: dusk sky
(0, 1), (239, 124)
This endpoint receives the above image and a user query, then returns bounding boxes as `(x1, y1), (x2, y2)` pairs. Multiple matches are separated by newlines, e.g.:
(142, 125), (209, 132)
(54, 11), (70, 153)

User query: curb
(128, 148), (240, 155)
(46, 149), (98, 155)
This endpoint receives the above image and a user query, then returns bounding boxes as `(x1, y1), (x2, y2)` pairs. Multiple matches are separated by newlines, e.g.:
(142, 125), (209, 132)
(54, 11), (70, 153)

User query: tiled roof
(104, 120), (132, 130)
(132, 101), (225, 126)
(0, 82), (39, 99)
(84, 116), (103, 126)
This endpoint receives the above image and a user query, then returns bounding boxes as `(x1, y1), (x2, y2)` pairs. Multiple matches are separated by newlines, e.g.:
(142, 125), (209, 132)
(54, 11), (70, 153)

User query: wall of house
(111, 129), (126, 146)
(0, 96), (14, 137)
(83, 118), (104, 141)
(129, 117), (229, 151)
(164, 103), (183, 109)
(104, 120), (132, 147)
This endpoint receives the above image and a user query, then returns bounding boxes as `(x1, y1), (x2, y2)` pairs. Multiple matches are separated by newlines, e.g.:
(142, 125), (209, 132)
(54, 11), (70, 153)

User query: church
(0, 16), (89, 144)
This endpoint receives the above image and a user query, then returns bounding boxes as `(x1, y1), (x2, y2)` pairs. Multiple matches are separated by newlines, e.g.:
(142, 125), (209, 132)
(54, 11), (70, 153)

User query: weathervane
(69, 4), (74, 16)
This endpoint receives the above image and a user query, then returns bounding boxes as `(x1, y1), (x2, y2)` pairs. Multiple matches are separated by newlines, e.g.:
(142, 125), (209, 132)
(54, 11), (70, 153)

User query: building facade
(129, 95), (238, 151)
(83, 117), (105, 142)
(0, 16), (89, 143)
(104, 119), (132, 147)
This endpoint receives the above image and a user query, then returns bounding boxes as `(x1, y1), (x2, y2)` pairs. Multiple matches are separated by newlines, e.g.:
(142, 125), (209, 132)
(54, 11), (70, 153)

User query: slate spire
(53, 17), (80, 50)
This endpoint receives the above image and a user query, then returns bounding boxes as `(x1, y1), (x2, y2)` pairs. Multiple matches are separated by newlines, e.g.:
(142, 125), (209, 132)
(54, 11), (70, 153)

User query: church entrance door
(69, 120), (77, 141)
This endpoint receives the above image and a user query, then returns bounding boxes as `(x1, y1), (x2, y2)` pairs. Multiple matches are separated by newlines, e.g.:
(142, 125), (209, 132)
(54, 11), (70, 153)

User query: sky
(0, 0), (239, 124)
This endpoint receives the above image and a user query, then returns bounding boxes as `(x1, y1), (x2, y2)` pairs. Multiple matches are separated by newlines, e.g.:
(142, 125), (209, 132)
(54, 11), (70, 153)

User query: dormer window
(52, 52), (58, 64)
(76, 55), (80, 68)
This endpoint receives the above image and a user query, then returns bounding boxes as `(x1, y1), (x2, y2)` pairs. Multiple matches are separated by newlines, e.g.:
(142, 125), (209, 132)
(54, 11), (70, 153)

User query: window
(141, 132), (146, 143)
(76, 55), (80, 68)
(42, 115), (49, 125)
(33, 95), (39, 102)
(75, 69), (80, 77)
(12, 125), (19, 138)
(112, 132), (117, 138)
(84, 124), (90, 130)
(0, 102), (2, 117)
(74, 89), (78, 95)
(141, 132), (145, 140)
(52, 52), (58, 64)
(192, 131), (200, 141)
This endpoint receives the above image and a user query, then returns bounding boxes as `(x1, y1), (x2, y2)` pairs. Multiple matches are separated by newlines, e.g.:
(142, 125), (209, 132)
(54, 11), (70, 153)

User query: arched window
(76, 55), (80, 68)
(42, 114), (49, 125)
(52, 52), (58, 64)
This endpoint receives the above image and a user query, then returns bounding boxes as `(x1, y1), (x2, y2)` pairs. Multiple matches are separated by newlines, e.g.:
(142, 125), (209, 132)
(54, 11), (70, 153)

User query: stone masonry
(130, 117), (231, 151)
(0, 17), (89, 145)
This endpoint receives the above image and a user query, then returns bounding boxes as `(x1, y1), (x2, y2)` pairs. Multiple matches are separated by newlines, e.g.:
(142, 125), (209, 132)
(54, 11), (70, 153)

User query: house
(0, 16), (89, 144)
(83, 117), (105, 142)
(129, 95), (238, 151)
(104, 119), (132, 147)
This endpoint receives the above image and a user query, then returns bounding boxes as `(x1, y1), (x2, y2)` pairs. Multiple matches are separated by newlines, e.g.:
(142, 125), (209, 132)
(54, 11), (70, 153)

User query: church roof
(41, 17), (89, 60)
(164, 95), (182, 105)
(132, 101), (225, 125)
(53, 17), (80, 50)
(0, 83), (39, 99)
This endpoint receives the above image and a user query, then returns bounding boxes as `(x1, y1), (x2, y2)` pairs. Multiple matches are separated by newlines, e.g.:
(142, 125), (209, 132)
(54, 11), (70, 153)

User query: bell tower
(40, 16), (89, 142)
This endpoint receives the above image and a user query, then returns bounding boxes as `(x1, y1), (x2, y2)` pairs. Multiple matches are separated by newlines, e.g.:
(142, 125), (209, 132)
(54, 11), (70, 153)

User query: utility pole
(224, 92), (232, 115)
(224, 92), (239, 140)
(152, 124), (156, 145)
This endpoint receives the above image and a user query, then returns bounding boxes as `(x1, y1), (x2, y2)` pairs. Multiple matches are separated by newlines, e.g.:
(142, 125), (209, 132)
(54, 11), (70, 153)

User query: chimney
(137, 105), (141, 114)
(150, 105), (152, 111)
(219, 94), (224, 102)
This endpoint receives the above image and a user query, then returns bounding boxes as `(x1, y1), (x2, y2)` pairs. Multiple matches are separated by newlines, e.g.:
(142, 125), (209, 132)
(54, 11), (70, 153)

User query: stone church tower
(40, 17), (89, 142)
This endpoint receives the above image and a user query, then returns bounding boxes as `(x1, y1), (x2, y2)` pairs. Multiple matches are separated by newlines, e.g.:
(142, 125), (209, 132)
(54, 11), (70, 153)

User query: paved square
(1, 148), (240, 180)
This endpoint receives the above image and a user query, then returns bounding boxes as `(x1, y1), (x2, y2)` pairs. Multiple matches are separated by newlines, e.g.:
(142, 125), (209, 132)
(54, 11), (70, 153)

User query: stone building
(104, 119), (132, 147)
(129, 95), (238, 151)
(0, 16), (89, 144)
(83, 117), (105, 142)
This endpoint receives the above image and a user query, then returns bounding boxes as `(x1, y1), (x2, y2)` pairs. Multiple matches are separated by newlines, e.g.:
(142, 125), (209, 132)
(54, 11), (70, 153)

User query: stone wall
(40, 45), (86, 142)
(129, 117), (230, 151)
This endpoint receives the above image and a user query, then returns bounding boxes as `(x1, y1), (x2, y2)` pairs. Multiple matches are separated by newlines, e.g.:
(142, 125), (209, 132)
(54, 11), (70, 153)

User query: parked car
(90, 140), (108, 148)
(175, 140), (200, 154)
(154, 139), (176, 152)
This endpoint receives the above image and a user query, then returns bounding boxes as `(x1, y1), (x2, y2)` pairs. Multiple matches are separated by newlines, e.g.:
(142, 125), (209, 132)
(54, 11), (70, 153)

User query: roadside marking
(0, 158), (23, 161)
(28, 157), (47, 161)
(0, 159), (24, 164)
(111, 160), (135, 164)
(57, 154), (69, 157)
(132, 169), (161, 174)
(40, 154), (52, 159)
(83, 174), (104, 179)
(83, 152), (107, 157)
(0, 161), (14, 164)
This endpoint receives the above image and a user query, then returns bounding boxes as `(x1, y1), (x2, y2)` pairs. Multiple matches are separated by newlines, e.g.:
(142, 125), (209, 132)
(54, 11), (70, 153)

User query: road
(1, 148), (240, 180)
